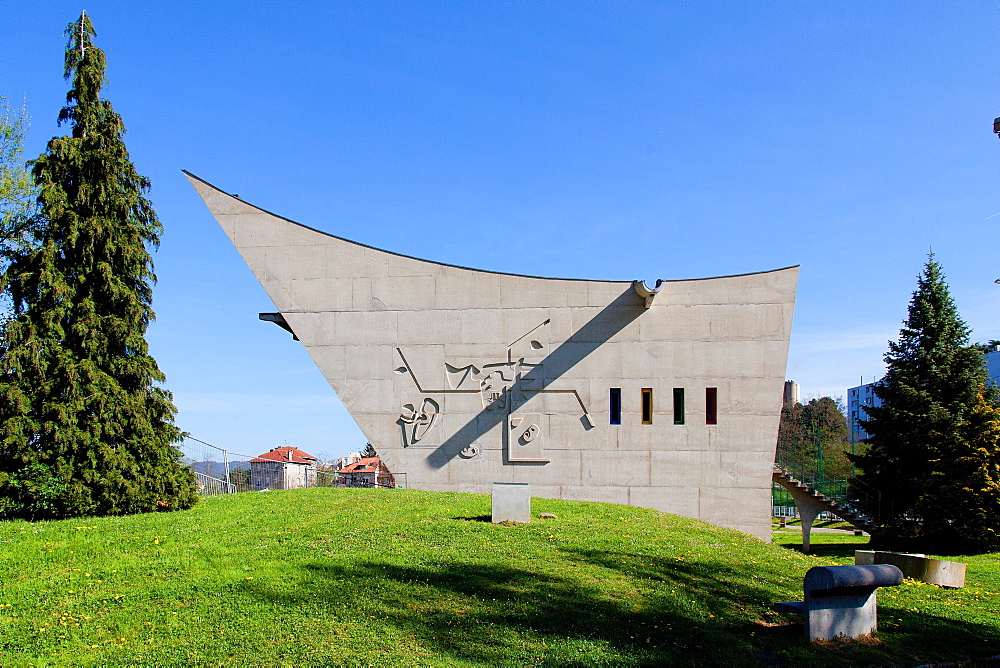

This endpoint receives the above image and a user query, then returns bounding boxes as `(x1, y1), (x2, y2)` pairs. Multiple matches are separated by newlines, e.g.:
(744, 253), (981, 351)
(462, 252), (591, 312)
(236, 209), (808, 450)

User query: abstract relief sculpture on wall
(390, 318), (592, 464)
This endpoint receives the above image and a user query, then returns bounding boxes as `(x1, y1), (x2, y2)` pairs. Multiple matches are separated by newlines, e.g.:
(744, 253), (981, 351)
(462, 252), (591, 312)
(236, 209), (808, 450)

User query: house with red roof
(337, 456), (394, 488)
(249, 446), (318, 490)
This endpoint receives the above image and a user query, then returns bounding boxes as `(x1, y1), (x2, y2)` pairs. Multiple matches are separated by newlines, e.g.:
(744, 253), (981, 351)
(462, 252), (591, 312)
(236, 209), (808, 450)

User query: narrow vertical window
(609, 388), (622, 425)
(673, 388), (685, 425)
(706, 387), (718, 425)
(641, 388), (653, 425)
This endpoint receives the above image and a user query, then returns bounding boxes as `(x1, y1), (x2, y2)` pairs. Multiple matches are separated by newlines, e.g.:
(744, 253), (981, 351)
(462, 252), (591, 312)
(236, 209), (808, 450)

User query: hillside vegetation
(1, 488), (998, 666)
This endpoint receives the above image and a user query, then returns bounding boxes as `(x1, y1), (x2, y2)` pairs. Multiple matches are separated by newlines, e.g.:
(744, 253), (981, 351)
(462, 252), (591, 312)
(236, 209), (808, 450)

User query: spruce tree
(853, 255), (997, 550)
(0, 13), (197, 519)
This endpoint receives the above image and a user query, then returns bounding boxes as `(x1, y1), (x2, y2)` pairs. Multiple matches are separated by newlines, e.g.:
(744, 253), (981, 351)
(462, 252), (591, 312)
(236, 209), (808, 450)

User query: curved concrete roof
(183, 171), (797, 285)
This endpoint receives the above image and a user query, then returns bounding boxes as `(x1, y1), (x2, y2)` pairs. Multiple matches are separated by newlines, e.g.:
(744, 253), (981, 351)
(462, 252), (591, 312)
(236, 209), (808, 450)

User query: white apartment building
(850, 347), (1000, 445)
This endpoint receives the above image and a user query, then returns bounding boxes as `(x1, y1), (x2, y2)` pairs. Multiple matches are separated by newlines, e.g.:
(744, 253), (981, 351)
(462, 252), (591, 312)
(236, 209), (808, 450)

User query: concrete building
(783, 381), (800, 406)
(986, 345), (1000, 386)
(851, 348), (1000, 446)
(187, 173), (799, 541)
(847, 382), (881, 445)
(337, 451), (362, 471)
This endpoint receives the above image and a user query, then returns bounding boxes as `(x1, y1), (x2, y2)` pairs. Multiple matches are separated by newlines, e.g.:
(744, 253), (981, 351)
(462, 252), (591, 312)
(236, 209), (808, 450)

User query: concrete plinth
(492, 483), (531, 523)
(806, 592), (878, 641)
(855, 551), (966, 588)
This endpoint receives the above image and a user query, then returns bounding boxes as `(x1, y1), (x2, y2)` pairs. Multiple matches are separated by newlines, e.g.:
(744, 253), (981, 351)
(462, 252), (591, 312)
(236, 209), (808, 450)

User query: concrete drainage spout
(633, 279), (663, 308)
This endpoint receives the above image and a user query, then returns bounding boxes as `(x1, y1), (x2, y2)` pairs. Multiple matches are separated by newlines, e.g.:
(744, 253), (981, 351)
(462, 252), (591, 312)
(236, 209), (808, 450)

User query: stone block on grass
(855, 551), (966, 588)
(492, 482), (530, 523)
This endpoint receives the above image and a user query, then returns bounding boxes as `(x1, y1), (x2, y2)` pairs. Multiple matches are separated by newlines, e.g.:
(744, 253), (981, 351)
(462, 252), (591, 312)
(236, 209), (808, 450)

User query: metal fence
(177, 436), (405, 496)
(772, 505), (838, 522)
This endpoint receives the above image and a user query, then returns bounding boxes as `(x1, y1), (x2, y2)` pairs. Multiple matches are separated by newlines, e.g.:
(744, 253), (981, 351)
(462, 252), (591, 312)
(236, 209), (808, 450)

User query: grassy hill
(0, 488), (997, 666)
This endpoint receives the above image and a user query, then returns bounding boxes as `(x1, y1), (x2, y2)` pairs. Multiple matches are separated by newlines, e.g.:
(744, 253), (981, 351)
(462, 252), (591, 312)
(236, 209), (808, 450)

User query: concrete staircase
(772, 467), (877, 551)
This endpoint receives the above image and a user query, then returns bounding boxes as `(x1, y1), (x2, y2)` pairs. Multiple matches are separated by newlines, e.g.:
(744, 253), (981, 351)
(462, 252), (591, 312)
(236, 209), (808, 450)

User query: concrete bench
(774, 564), (904, 641)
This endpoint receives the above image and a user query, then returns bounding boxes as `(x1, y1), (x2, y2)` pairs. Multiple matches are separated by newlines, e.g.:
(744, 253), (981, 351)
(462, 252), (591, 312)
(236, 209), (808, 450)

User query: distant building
(847, 382), (881, 445)
(337, 457), (394, 488)
(783, 381), (800, 406)
(986, 345), (1000, 386)
(850, 349), (1000, 446)
(249, 446), (318, 490)
(336, 451), (362, 471)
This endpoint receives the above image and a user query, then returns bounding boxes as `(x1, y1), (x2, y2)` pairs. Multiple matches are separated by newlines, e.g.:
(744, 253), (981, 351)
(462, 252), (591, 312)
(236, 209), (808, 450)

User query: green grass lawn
(1, 489), (998, 666)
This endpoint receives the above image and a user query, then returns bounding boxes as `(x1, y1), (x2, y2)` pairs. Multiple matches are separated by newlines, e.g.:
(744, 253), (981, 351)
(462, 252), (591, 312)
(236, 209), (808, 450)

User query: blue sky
(2, 2), (998, 461)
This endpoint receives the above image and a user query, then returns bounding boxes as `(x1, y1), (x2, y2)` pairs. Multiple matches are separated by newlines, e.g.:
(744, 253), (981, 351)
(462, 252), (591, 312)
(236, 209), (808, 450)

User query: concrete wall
(188, 173), (798, 541)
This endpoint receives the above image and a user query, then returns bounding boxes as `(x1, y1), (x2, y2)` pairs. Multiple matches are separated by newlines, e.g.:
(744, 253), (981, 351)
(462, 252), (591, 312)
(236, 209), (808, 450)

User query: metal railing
(775, 441), (883, 527)
(178, 437), (404, 495)
(772, 505), (838, 522)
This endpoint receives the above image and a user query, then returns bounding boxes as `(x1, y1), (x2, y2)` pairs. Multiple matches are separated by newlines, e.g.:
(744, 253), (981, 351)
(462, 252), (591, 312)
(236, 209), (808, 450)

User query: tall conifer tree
(854, 255), (997, 550)
(0, 13), (196, 519)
